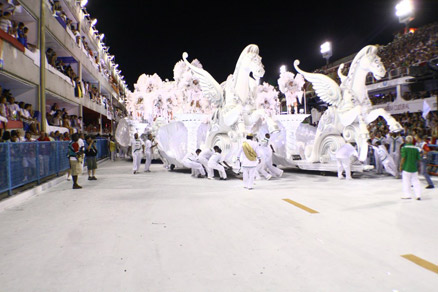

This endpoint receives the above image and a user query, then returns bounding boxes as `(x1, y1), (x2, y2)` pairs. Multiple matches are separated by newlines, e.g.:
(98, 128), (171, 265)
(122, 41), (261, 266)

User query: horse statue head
(232, 44), (265, 88)
(352, 45), (386, 81)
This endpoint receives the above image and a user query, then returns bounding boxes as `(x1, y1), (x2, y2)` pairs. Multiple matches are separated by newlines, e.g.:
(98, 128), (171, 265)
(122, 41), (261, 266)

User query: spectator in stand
(0, 96), (9, 122)
(7, 96), (20, 121)
(1, 130), (11, 142)
(0, 11), (13, 34)
(37, 131), (50, 142)
(74, 77), (83, 98)
(24, 131), (33, 142)
(46, 48), (57, 67)
(21, 103), (40, 134)
(16, 22), (26, 47)
(62, 113), (74, 134)
(51, 110), (62, 126)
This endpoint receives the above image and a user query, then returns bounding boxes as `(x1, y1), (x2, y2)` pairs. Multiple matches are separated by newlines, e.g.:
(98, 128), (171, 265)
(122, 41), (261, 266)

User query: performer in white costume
(131, 133), (144, 174)
(335, 143), (358, 180)
(386, 132), (403, 172)
(197, 148), (214, 179)
(238, 134), (261, 189)
(208, 146), (227, 180)
(182, 150), (206, 177)
(371, 141), (397, 177)
(372, 132), (385, 174)
(259, 133), (283, 178)
(144, 134), (156, 172)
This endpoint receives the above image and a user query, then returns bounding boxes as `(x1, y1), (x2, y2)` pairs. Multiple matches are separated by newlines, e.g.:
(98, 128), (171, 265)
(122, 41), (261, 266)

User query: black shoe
(92, 176), (97, 180)
(220, 178), (227, 180)
(426, 185), (435, 189)
(73, 184), (82, 189)
(88, 177), (93, 180)
(417, 197), (422, 201)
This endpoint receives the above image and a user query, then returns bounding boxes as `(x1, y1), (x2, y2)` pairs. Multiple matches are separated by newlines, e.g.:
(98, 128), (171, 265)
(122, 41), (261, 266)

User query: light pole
(320, 41), (332, 67)
(395, 0), (415, 34)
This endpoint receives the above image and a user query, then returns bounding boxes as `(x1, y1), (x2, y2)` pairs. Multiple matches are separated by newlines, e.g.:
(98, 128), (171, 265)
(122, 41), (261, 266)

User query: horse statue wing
(183, 52), (224, 107)
(294, 60), (342, 107)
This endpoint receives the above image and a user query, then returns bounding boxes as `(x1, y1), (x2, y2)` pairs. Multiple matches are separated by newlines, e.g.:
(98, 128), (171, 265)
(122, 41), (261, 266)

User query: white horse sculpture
(294, 45), (402, 162)
(183, 44), (279, 161)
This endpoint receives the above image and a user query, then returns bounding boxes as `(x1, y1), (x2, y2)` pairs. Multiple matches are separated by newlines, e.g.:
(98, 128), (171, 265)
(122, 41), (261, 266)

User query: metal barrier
(0, 139), (108, 196)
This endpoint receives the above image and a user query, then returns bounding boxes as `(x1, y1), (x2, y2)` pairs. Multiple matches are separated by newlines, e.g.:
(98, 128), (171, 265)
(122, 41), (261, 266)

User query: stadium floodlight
(80, 0), (88, 7)
(90, 18), (97, 26)
(320, 41), (332, 65)
(100, 33), (105, 41)
(280, 65), (287, 74)
(395, 0), (415, 32)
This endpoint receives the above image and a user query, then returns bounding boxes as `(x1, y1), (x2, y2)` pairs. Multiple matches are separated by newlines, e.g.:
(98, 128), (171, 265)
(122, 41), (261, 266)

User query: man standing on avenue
(238, 134), (260, 189)
(131, 133), (144, 174)
(400, 135), (422, 200)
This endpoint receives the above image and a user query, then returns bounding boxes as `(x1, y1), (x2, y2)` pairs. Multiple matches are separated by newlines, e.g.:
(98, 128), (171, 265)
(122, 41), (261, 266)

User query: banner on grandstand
(372, 96), (437, 115)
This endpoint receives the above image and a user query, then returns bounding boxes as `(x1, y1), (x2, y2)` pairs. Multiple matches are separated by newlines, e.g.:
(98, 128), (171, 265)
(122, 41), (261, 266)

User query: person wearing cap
(237, 134), (261, 189)
(259, 133), (283, 178)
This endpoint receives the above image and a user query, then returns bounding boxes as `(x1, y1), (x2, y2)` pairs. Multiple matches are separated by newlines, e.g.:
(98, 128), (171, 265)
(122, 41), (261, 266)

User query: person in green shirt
(399, 135), (421, 200)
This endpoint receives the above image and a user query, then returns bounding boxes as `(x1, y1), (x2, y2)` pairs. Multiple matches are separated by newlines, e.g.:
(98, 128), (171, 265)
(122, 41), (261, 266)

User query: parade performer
(238, 134), (260, 189)
(335, 142), (358, 180)
(372, 141), (397, 177)
(68, 133), (83, 189)
(182, 150), (206, 177)
(144, 134), (157, 172)
(260, 133), (283, 178)
(207, 146), (228, 180)
(197, 148), (214, 179)
(131, 133), (144, 174)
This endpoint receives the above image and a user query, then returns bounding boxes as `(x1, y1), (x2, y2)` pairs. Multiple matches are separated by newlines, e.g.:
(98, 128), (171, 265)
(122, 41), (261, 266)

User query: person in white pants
(182, 150), (206, 177)
(208, 146), (227, 180)
(131, 133), (144, 174)
(260, 133), (283, 178)
(335, 142), (358, 180)
(144, 134), (156, 172)
(371, 141), (398, 177)
(197, 148), (214, 178)
(238, 134), (261, 189)
(400, 135), (421, 200)
(386, 132), (403, 172)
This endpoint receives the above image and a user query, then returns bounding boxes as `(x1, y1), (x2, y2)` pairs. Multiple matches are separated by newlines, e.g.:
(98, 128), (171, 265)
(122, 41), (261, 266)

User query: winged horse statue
(182, 44), (280, 161)
(294, 45), (403, 162)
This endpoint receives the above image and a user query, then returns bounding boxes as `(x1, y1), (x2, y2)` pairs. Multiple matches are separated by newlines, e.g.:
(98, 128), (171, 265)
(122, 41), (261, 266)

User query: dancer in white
(144, 134), (156, 172)
(131, 133), (144, 174)
(335, 142), (358, 180)
(386, 132), (403, 171)
(238, 134), (260, 189)
(208, 146), (227, 180)
(259, 133), (283, 178)
(371, 141), (397, 177)
(197, 148), (214, 178)
(182, 150), (206, 177)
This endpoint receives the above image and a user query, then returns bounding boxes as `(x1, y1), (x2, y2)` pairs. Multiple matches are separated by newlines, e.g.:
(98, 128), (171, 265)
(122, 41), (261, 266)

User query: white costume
(208, 152), (227, 179)
(144, 139), (152, 172)
(386, 135), (403, 169)
(182, 152), (205, 177)
(131, 138), (144, 173)
(259, 137), (283, 178)
(335, 143), (358, 180)
(372, 137), (384, 174)
(372, 145), (397, 177)
(198, 149), (214, 178)
(238, 139), (260, 189)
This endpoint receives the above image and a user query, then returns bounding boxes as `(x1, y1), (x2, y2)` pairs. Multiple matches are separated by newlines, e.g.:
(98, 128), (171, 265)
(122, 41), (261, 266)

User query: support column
(38, 0), (46, 132)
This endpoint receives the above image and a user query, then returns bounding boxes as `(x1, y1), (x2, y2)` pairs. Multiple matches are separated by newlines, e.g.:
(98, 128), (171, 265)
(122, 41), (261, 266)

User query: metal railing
(0, 139), (108, 196)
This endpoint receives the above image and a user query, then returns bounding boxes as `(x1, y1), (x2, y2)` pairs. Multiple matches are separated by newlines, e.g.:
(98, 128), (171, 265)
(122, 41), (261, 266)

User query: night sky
(86, 0), (438, 90)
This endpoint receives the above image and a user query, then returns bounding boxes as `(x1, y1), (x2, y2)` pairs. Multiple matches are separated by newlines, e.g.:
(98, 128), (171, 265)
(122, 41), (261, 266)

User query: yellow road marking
(401, 254), (438, 274)
(283, 199), (319, 214)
